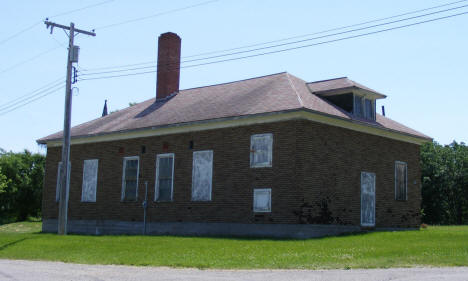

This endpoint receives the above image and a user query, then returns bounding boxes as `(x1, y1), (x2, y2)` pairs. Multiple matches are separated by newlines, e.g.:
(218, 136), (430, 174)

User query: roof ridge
(93, 72), (293, 121)
(179, 71), (287, 92)
(307, 76), (348, 84)
(285, 73), (304, 108)
(108, 72), (294, 110)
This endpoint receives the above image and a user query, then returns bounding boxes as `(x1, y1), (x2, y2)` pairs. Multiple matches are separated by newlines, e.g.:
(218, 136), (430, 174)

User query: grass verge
(0, 222), (467, 269)
(0, 221), (42, 234)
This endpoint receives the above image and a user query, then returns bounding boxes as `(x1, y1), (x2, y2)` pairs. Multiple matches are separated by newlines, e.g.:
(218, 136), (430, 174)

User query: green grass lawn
(0, 222), (467, 269)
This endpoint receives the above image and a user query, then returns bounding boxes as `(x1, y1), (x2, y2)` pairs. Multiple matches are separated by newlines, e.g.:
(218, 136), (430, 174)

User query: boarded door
(361, 172), (376, 227)
(192, 150), (213, 201)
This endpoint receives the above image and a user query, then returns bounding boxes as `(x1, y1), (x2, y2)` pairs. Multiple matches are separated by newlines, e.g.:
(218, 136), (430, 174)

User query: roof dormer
(307, 77), (386, 122)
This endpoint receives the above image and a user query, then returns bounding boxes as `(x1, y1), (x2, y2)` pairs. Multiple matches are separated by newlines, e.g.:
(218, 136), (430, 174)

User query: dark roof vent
(102, 100), (108, 117)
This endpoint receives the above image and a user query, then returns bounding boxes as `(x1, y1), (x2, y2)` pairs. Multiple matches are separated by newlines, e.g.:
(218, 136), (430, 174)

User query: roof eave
(312, 86), (386, 99)
(300, 107), (431, 142)
(39, 108), (431, 147)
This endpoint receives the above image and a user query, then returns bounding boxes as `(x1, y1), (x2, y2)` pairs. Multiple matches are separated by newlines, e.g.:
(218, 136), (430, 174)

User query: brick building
(38, 32), (430, 238)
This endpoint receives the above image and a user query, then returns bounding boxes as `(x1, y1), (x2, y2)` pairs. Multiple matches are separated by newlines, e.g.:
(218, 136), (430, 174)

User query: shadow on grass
(0, 238), (30, 252)
(149, 228), (422, 242)
(38, 228), (420, 243)
(31, 224), (422, 243)
(0, 217), (41, 226)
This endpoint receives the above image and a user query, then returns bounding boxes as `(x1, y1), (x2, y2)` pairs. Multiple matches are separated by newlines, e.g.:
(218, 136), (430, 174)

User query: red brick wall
(296, 120), (421, 228)
(42, 119), (421, 227)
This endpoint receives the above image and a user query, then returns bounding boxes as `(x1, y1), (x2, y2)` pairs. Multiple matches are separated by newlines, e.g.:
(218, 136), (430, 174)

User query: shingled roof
(37, 72), (430, 144)
(307, 77), (386, 98)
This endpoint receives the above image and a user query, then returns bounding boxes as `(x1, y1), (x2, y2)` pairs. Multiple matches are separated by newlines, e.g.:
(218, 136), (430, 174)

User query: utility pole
(44, 21), (95, 235)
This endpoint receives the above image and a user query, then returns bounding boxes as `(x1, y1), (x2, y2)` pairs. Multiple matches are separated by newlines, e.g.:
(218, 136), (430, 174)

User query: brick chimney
(156, 32), (181, 100)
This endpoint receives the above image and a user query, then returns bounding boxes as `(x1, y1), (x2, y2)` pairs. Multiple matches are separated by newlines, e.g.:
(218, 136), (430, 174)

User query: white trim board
(44, 110), (430, 147)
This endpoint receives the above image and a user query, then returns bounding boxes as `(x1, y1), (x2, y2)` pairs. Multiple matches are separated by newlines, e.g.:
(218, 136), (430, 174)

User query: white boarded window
(395, 161), (408, 201)
(81, 159), (98, 202)
(121, 156), (139, 202)
(253, 188), (271, 212)
(56, 161), (70, 202)
(250, 133), (273, 168)
(155, 153), (174, 202)
(361, 172), (376, 227)
(192, 150), (213, 201)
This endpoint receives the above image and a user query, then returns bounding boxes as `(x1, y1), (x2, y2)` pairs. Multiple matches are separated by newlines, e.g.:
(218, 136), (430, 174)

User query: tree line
(421, 141), (468, 224)
(0, 149), (44, 223)
(0, 141), (467, 225)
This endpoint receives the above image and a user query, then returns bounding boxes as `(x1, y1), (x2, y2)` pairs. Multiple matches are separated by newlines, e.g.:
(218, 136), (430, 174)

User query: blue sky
(1, 0), (467, 153)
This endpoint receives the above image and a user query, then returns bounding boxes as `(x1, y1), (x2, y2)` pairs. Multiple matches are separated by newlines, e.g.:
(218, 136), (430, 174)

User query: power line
(0, 84), (65, 116)
(0, 21), (42, 46)
(0, 0), (217, 80)
(76, 60), (156, 72)
(78, 10), (468, 82)
(95, 0), (220, 30)
(83, 61), (156, 72)
(182, 0), (468, 59)
(181, 11), (468, 71)
(51, 35), (68, 49)
(78, 64), (155, 76)
(0, 1), (112, 78)
(0, 81), (64, 112)
(180, 3), (468, 63)
(80, 0), (468, 72)
(80, 69), (156, 81)
(0, 0), (113, 46)
(0, 77), (64, 110)
(0, 0), (217, 117)
(78, 4), (468, 77)
(3, 3), (466, 116)
(0, 46), (61, 75)
(48, 0), (115, 19)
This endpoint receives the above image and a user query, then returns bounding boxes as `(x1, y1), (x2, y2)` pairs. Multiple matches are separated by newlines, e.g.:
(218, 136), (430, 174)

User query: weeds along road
(0, 259), (468, 281)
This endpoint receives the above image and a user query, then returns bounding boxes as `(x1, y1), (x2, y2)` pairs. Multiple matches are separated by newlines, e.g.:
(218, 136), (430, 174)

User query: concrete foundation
(42, 219), (363, 239)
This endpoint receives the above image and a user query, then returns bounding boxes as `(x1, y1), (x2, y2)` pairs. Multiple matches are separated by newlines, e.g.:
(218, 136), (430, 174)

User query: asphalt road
(0, 259), (467, 281)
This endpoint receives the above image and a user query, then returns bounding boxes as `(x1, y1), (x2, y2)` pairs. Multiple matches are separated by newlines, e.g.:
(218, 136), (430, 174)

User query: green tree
(0, 149), (45, 222)
(0, 167), (10, 194)
(421, 141), (468, 224)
